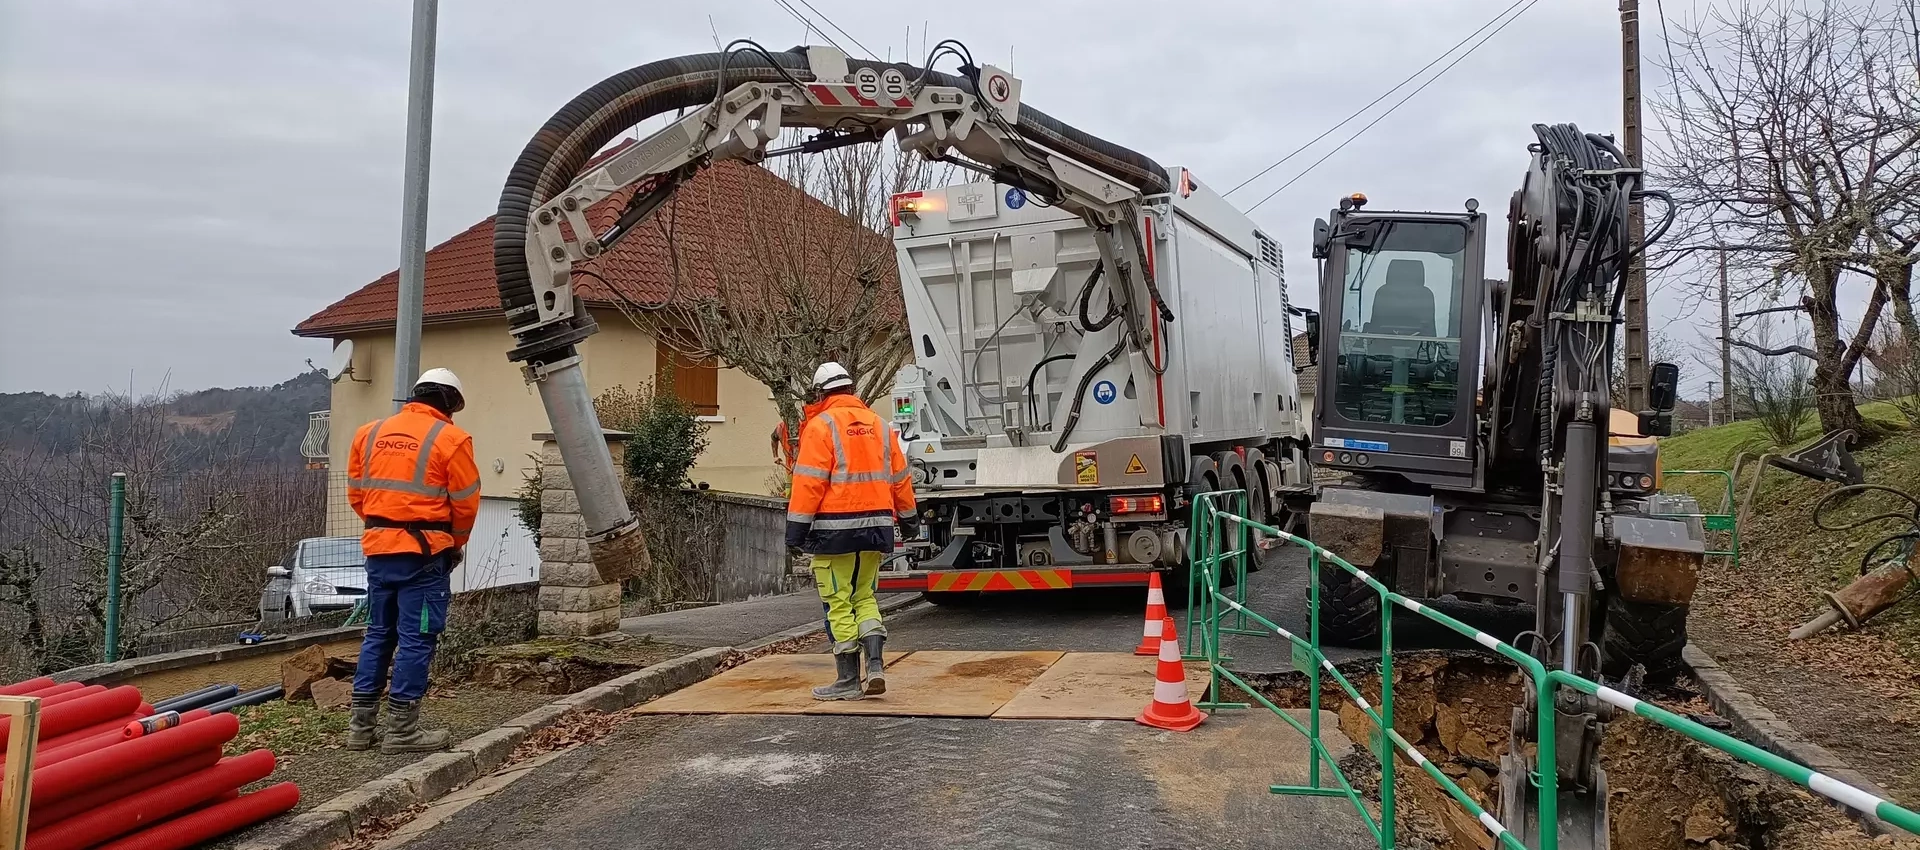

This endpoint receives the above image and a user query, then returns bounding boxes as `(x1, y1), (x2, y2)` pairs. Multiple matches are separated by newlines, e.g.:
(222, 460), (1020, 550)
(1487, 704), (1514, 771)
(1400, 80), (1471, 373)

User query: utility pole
(1719, 248), (1734, 425)
(1705, 381), (1717, 426)
(1621, 0), (1650, 412)
(391, 0), (439, 412)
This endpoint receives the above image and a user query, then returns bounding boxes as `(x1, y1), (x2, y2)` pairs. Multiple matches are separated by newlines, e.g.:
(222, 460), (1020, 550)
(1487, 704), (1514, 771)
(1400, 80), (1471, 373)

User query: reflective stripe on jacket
(347, 402), (481, 556)
(785, 393), (915, 555)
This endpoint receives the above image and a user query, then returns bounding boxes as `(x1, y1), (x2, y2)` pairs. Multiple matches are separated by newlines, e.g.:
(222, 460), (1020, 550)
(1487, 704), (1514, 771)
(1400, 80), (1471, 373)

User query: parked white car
(262, 536), (367, 620)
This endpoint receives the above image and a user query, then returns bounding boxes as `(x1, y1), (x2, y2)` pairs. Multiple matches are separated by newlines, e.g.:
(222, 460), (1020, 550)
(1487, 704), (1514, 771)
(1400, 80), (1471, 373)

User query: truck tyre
(1601, 595), (1688, 679)
(1315, 564), (1382, 646)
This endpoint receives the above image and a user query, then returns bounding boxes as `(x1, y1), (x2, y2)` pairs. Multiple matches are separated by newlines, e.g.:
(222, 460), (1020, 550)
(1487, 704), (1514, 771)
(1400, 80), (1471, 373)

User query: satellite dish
(329, 340), (356, 382)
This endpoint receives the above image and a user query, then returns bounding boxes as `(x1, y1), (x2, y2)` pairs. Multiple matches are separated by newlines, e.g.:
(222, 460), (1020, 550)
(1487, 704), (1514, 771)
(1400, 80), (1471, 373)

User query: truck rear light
(1109, 495), (1165, 516)
(891, 191), (936, 225)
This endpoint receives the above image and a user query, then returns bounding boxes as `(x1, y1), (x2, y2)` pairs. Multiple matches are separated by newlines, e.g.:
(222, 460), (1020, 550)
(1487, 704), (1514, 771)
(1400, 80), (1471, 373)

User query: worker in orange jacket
(345, 368), (481, 753)
(786, 362), (916, 700)
(772, 397), (830, 471)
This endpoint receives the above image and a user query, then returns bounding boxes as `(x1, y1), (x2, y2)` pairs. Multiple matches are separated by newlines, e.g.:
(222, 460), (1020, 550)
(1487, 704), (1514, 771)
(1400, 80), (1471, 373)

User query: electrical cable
(1244, 0), (1543, 214)
(1224, 0), (1532, 198)
(790, 0), (879, 59)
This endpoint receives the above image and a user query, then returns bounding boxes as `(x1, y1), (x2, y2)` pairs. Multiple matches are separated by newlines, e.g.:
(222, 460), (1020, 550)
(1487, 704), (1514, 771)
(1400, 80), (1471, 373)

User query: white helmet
(812, 361), (854, 392)
(413, 368), (466, 412)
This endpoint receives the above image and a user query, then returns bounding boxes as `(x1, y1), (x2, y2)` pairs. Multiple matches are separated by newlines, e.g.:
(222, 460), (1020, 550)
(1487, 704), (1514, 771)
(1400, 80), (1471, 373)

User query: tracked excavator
(1301, 124), (1705, 847)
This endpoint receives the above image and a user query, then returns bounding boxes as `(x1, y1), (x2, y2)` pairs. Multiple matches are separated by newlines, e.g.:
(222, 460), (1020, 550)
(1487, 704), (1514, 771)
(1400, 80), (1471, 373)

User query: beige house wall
(324, 311), (784, 535)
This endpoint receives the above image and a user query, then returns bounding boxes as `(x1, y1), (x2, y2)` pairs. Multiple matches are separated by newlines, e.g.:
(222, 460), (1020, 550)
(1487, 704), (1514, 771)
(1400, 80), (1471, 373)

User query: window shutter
(655, 334), (719, 416)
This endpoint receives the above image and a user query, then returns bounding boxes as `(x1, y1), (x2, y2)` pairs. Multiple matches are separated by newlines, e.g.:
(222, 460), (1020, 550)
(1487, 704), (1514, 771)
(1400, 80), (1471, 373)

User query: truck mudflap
(878, 566), (1156, 592)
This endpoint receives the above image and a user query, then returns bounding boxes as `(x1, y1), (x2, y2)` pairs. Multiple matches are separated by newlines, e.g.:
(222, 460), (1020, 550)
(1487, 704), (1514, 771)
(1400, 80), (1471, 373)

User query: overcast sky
(0, 0), (1705, 396)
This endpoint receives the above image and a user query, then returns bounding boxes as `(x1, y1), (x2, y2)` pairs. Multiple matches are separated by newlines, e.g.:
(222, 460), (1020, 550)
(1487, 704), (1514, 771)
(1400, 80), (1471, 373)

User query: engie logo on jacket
(375, 437), (422, 452)
(843, 422), (876, 437)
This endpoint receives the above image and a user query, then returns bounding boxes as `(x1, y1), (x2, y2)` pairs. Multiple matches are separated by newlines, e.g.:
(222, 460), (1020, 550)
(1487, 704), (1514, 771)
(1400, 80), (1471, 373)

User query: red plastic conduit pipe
(0, 686), (140, 746)
(27, 747), (221, 825)
(32, 707), (189, 768)
(33, 705), (153, 754)
(23, 711), (238, 805)
(24, 749), (277, 850)
(0, 677), (56, 695)
(15, 682), (82, 701)
(91, 782), (300, 850)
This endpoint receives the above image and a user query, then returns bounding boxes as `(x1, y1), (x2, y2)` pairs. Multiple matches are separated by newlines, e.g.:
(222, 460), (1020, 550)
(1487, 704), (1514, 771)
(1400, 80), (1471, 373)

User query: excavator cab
(1309, 196), (1487, 490)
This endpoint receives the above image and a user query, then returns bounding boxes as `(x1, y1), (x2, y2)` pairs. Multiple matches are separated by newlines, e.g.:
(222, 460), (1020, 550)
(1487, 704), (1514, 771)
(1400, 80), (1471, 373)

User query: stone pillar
(534, 431), (630, 636)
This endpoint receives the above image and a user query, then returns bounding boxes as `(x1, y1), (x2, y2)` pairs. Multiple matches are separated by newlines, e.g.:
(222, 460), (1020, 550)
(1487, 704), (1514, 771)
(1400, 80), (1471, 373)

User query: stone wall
(534, 434), (627, 636)
(704, 492), (799, 600)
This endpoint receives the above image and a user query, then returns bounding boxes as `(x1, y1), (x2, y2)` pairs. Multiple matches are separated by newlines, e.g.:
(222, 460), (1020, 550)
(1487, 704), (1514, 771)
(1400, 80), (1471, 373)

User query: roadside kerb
(1681, 644), (1897, 835)
(241, 592), (925, 849)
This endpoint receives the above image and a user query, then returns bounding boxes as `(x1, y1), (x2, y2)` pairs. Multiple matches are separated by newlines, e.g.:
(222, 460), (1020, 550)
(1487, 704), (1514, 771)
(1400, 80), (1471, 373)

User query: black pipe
(1074, 262), (1118, 332)
(1023, 353), (1077, 429)
(494, 47), (1169, 363)
(203, 685), (284, 715)
(153, 684), (239, 714)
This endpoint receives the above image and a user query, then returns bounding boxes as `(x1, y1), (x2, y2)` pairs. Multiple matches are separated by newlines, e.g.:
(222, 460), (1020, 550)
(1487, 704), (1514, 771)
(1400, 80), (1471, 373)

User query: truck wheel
(1314, 564), (1382, 646)
(1601, 596), (1688, 679)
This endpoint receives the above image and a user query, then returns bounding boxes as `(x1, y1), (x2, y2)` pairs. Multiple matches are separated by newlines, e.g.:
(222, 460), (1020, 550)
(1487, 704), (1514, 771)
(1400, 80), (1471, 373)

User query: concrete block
(500, 702), (574, 735)
(542, 512), (587, 540)
(558, 683), (628, 713)
(539, 442), (564, 464)
(541, 463), (574, 489)
(313, 776), (421, 829)
(388, 751), (480, 802)
(540, 534), (591, 563)
(456, 726), (529, 775)
(231, 810), (352, 850)
(540, 487), (580, 514)
(539, 607), (620, 637)
(539, 559), (601, 588)
(538, 583), (621, 614)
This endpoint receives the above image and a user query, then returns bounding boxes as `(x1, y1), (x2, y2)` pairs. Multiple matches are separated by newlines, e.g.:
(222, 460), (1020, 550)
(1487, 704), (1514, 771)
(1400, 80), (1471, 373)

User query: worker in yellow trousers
(785, 362), (917, 700)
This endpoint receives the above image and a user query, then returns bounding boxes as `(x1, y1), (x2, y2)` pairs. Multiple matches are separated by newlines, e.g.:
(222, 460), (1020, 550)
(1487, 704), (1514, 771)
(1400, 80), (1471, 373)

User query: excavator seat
(1364, 259), (1437, 337)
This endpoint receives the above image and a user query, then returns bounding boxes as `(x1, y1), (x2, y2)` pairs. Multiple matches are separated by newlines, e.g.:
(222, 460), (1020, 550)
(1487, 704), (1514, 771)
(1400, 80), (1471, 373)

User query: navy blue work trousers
(352, 551), (453, 702)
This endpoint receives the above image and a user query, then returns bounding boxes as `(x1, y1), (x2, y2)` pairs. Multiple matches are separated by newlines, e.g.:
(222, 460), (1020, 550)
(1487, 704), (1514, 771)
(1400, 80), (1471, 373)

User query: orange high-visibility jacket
(773, 398), (831, 471)
(347, 402), (481, 557)
(785, 393), (915, 554)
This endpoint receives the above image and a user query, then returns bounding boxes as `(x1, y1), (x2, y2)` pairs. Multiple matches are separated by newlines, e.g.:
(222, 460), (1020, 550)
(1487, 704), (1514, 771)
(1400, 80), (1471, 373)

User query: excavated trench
(1245, 651), (1915, 850)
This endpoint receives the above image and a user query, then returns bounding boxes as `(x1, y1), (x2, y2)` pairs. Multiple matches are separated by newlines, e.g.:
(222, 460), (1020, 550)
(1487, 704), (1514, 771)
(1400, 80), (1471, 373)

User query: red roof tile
(293, 142), (898, 337)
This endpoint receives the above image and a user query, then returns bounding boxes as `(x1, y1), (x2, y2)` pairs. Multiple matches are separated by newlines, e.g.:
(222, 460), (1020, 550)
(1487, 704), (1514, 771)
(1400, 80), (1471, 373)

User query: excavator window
(1330, 221), (1468, 428)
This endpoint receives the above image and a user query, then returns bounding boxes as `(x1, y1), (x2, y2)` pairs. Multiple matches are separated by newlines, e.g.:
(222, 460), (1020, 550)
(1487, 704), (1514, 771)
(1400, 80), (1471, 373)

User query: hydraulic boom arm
(493, 43), (1174, 550)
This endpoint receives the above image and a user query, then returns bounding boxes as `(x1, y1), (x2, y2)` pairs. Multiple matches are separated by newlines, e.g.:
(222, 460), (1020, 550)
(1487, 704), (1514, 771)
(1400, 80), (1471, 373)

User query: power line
(790, 0), (879, 59)
(1244, 0), (1543, 215)
(1224, 0), (1532, 198)
(773, 0), (846, 56)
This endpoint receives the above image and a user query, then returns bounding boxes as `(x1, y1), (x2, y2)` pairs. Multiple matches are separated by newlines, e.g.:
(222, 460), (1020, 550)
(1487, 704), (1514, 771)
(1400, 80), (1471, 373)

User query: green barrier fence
(1183, 490), (1918, 849)
(1662, 469), (1740, 566)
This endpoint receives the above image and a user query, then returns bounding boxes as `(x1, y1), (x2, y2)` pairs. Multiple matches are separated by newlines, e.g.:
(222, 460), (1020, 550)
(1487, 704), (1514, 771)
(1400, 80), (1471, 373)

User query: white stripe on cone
(1153, 678), (1189, 704)
(1142, 619), (1163, 637)
(1159, 632), (1183, 662)
(1146, 587), (1165, 604)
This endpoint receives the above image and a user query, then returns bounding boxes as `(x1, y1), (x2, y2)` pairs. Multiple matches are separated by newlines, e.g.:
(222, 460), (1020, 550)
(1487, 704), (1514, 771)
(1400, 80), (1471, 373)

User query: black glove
(898, 516), (922, 541)
(446, 548), (465, 571)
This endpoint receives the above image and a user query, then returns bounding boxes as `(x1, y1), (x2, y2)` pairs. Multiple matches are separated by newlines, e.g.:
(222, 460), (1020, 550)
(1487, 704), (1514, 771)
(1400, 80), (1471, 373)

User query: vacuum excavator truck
(878, 173), (1312, 601)
(483, 42), (1306, 610)
(1301, 124), (1705, 848)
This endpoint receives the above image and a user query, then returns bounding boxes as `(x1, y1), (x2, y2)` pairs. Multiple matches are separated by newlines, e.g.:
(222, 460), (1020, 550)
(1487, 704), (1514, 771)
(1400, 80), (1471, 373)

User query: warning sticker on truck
(1125, 454), (1147, 475)
(1074, 451), (1099, 484)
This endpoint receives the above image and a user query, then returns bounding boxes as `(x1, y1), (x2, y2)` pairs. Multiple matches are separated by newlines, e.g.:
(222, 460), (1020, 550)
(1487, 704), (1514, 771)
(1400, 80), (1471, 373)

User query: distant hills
(0, 370), (331, 468)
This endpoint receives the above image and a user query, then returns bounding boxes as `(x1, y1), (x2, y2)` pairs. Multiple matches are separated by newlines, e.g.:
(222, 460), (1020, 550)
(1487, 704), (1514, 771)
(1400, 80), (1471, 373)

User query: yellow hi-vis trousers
(813, 551), (886, 652)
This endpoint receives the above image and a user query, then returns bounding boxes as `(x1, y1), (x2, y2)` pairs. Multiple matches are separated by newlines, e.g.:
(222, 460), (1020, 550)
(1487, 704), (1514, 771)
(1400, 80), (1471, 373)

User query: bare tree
(611, 137), (955, 456)
(1649, 0), (1920, 438)
(0, 390), (320, 671)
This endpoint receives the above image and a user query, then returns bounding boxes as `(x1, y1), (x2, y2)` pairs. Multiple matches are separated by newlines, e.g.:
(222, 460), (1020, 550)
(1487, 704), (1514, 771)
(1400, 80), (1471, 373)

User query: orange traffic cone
(1133, 572), (1170, 655)
(1136, 616), (1205, 732)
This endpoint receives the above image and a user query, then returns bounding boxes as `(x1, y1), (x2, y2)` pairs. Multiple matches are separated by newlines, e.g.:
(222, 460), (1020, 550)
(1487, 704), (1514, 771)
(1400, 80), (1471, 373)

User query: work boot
(345, 692), (382, 751)
(811, 651), (865, 701)
(381, 697), (451, 754)
(861, 633), (887, 696)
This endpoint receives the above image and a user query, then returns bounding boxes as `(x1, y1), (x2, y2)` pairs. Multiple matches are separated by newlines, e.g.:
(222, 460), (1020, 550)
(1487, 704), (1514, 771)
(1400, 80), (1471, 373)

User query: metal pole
(391, 0), (439, 412)
(1719, 249), (1734, 425)
(104, 472), (125, 663)
(1621, 0), (1650, 411)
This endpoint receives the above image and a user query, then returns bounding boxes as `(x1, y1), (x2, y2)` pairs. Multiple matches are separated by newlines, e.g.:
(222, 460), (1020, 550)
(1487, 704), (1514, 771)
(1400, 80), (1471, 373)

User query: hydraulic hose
(1050, 337), (1129, 453)
(493, 46), (1170, 363)
(1023, 353), (1077, 429)
(1074, 262), (1119, 332)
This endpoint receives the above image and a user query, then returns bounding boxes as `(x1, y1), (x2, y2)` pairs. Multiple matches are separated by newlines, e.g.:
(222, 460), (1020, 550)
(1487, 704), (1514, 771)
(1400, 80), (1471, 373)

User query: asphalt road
(394, 551), (1533, 849)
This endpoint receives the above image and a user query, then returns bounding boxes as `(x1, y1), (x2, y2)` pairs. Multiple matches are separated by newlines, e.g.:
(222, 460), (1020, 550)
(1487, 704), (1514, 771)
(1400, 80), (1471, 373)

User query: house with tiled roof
(295, 146), (896, 524)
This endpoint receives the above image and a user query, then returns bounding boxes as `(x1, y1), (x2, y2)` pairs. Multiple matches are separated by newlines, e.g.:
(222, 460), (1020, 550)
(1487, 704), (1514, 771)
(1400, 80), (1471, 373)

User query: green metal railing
(1183, 490), (1918, 849)
(1662, 468), (1740, 566)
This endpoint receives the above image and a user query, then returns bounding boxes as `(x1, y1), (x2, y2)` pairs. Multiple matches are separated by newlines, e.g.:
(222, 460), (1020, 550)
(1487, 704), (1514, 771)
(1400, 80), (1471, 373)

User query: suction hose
(493, 46), (1170, 543)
